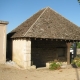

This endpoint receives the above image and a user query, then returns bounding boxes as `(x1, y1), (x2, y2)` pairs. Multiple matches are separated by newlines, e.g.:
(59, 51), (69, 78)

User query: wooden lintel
(26, 38), (31, 41)
(69, 40), (70, 42)
(15, 38), (17, 40)
(51, 39), (53, 41)
(35, 38), (36, 40)
(40, 39), (42, 40)
(56, 39), (58, 41)
(77, 40), (79, 42)
(61, 40), (62, 41)
(13, 38), (15, 40)
(74, 40), (75, 42)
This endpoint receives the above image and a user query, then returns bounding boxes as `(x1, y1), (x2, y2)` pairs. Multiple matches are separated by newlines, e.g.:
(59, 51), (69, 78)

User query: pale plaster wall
(77, 49), (80, 55)
(0, 21), (8, 64)
(12, 39), (31, 69)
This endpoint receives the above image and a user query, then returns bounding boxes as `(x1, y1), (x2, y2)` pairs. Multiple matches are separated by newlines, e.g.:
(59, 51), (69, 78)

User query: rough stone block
(30, 65), (36, 69)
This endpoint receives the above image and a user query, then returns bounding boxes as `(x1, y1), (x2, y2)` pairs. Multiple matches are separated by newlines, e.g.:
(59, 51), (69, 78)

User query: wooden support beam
(66, 42), (72, 65)
(34, 38), (36, 40)
(69, 40), (70, 41)
(40, 38), (42, 40)
(51, 39), (53, 41)
(61, 40), (62, 41)
(56, 39), (58, 41)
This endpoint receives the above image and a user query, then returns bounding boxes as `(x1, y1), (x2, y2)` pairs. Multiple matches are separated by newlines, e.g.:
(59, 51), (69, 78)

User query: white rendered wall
(0, 23), (7, 64)
(12, 39), (31, 69)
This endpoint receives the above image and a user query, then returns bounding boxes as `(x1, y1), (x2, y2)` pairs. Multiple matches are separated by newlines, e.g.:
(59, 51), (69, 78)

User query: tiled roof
(8, 7), (80, 40)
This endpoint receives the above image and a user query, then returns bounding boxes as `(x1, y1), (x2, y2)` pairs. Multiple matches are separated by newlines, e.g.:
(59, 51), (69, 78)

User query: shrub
(74, 56), (80, 60)
(77, 42), (80, 48)
(49, 61), (61, 70)
(72, 56), (80, 68)
(76, 61), (80, 67)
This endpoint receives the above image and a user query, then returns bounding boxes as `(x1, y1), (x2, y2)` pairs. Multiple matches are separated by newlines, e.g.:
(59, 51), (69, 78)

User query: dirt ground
(0, 64), (80, 80)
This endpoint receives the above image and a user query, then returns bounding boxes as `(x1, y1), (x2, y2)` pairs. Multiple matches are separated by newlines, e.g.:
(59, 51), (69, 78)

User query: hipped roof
(8, 7), (80, 41)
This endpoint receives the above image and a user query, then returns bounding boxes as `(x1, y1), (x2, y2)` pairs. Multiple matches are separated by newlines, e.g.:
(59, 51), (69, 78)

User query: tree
(78, 0), (80, 3)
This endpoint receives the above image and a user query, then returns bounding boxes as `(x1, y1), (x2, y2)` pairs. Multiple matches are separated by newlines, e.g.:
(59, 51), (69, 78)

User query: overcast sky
(0, 0), (80, 33)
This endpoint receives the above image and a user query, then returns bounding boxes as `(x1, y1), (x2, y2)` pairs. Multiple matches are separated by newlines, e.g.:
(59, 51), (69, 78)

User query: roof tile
(8, 7), (80, 40)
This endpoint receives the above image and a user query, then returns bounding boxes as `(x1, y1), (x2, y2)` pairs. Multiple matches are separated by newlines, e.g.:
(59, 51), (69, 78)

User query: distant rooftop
(0, 20), (9, 25)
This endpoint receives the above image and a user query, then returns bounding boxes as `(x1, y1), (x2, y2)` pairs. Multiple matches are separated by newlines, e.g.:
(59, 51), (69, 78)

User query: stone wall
(0, 21), (8, 64)
(10, 38), (67, 69)
(12, 39), (31, 69)
(31, 39), (67, 68)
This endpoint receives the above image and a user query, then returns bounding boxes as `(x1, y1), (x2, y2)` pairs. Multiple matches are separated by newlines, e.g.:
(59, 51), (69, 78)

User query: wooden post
(66, 42), (72, 65)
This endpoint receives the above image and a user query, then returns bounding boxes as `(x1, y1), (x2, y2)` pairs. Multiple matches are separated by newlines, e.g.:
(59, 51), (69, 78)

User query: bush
(49, 61), (61, 70)
(76, 61), (80, 67)
(72, 56), (80, 68)
(77, 42), (80, 48)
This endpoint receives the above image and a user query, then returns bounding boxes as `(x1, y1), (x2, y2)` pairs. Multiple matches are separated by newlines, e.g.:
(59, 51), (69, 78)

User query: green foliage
(49, 61), (61, 70)
(77, 42), (80, 48)
(76, 61), (80, 67)
(74, 56), (80, 60)
(78, 0), (80, 3)
(72, 56), (80, 67)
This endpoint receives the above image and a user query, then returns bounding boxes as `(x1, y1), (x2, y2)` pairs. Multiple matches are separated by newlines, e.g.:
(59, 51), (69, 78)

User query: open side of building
(7, 7), (80, 69)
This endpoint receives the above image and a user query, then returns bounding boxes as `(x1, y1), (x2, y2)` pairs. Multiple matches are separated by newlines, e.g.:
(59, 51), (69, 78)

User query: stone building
(0, 20), (8, 64)
(7, 7), (80, 69)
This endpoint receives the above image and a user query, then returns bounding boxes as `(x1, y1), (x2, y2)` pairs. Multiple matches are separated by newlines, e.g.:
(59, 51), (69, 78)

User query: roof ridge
(23, 7), (48, 37)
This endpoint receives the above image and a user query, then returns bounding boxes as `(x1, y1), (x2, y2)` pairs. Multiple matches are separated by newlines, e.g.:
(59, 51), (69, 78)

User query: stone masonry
(12, 39), (31, 69)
